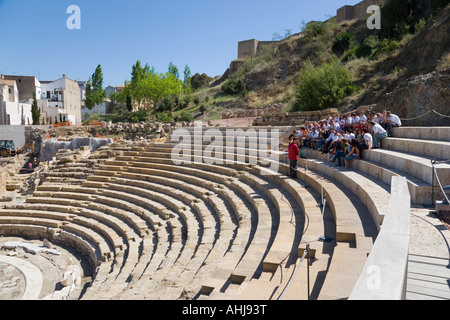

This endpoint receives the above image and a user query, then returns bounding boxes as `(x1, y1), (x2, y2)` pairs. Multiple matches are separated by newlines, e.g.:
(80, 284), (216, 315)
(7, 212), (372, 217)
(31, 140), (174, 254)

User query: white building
(3, 75), (42, 102)
(0, 76), (32, 126)
(39, 74), (81, 125)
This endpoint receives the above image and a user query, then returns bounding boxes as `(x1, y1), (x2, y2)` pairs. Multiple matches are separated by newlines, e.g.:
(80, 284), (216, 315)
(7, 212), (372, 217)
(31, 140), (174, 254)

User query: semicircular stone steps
(104, 138), (376, 300)
(96, 157), (274, 298)
(0, 126), (385, 300)
(91, 143), (314, 299)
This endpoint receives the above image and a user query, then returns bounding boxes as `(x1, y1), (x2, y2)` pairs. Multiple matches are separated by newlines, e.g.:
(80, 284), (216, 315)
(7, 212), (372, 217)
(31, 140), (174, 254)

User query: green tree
(168, 62), (179, 79)
(84, 80), (94, 110)
(332, 32), (355, 56)
(191, 73), (213, 90)
(183, 65), (192, 87)
(111, 61), (185, 112)
(85, 64), (106, 110)
(31, 91), (40, 125)
(293, 59), (354, 111)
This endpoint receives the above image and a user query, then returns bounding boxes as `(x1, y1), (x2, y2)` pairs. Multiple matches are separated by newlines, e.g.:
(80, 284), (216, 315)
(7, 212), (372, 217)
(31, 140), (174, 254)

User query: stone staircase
(0, 126), (447, 300)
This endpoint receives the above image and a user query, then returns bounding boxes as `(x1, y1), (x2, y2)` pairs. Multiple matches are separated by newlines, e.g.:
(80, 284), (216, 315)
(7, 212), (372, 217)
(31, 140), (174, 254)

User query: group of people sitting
(288, 110), (402, 177)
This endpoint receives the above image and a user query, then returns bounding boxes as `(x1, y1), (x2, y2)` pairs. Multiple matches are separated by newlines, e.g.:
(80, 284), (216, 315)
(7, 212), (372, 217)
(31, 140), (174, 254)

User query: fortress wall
(238, 39), (259, 59)
(239, 0), (388, 59)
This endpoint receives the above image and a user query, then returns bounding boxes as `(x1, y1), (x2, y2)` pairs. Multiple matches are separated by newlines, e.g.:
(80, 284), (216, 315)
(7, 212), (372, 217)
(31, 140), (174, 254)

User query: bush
(414, 18), (427, 34)
(191, 73), (213, 90)
(222, 76), (246, 95)
(292, 59), (353, 111)
(159, 95), (176, 112)
(355, 44), (373, 58)
(131, 110), (148, 123)
(303, 22), (329, 40)
(370, 38), (401, 60)
(155, 112), (174, 123)
(177, 110), (194, 122)
(342, 43), (374, 62)
(332, 32), (354, 56)
(380, 0), (435, 39)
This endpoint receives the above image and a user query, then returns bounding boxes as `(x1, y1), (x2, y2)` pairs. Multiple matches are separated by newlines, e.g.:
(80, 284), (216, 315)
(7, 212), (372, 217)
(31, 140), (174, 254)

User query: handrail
(277, 173), (327, 300)
(348, 176), (411, 300)
(432, 159), (450, 204)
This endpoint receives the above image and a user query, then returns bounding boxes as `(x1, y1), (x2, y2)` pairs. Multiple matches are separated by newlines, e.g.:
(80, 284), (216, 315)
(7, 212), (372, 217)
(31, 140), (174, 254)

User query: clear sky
(0, 0), (361, 87)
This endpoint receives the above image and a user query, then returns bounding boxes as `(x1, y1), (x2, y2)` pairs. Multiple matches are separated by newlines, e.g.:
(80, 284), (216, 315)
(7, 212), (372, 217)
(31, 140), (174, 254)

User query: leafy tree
(191, 73), (213, 90)
(332, 32), (355, 56)
(303, 22), (329, 40)
(177, 109), (193, 122)
(85, 64), (106, 110)
(31, 91), (40, 125)
(168, 62), (179, 79)
(293, 59), (354, 111)
(222, 74), (246, 95)
(380, 0), (442, 39)
(84, 80), (94, 110)
(126, 94), (133, 112)
(111, 61), (185, 112)
(130, 60), (154, 106)
(183, 65), (192, 88)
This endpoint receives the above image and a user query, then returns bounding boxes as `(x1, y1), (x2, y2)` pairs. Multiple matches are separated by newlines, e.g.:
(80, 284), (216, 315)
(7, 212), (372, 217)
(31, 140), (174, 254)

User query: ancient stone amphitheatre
(0, 122), (449, 301)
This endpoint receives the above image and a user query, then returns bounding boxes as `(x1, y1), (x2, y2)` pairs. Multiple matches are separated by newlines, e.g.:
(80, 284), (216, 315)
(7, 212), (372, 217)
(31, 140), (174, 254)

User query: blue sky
(0, 0), (361, 87)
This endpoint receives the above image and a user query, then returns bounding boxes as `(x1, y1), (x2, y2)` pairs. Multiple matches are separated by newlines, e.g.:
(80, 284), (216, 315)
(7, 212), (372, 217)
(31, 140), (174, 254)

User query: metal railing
(277, 172), (328, 300)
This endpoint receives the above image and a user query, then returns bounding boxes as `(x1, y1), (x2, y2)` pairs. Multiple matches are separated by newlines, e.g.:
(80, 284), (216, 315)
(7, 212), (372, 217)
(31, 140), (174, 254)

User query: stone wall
(238, 0), (389, 60)
(252, 108), (339, 126)
(336, 0), (388, 23)
(221, 103), (286, 120)
(238, 39), (259, 59)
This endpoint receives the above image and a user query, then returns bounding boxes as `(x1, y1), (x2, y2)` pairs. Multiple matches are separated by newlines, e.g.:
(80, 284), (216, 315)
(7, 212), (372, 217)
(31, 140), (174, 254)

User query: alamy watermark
(67, 5), (81, 30)
(367, 5), (381, 30)
(170, 127), (280, 175)
(366, 265), (382, 290)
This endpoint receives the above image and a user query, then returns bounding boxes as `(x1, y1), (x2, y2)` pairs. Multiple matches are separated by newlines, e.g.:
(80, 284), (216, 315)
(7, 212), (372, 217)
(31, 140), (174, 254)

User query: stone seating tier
(2, 126), (443, 300)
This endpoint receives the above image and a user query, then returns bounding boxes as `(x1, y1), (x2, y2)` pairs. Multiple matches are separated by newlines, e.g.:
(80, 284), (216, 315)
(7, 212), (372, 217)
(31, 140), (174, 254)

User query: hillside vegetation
(195, 0), (450, 118)
(86, 0), (450, 124)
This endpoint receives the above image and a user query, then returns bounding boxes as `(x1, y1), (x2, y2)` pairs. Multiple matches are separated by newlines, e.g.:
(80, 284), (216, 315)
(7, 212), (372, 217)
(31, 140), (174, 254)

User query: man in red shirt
(288, 134), (300, 179)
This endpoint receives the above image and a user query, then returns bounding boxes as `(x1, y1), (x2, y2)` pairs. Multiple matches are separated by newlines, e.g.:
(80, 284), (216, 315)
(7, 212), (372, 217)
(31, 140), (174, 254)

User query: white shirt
(389, 114), (402, 126)
(372, 123), (387, 135)
(333, 123), (341, 131)
(364, 133), (373, 149)
(345, 133), (355, 142)
(346, 117), (353, 125)
(327, 133), (338, 142)
(360, 115), (367, 122)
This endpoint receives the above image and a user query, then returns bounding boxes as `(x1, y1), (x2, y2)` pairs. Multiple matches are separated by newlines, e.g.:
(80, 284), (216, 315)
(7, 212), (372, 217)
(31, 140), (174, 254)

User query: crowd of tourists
(287, 110), (402, 178)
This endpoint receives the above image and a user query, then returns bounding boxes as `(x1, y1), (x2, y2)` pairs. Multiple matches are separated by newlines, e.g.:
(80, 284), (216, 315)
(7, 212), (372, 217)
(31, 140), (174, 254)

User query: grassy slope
(190, 3), (449, 120)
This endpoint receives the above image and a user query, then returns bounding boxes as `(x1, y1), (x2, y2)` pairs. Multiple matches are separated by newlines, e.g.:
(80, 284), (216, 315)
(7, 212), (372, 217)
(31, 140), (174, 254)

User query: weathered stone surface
(374, 68), (450, 126)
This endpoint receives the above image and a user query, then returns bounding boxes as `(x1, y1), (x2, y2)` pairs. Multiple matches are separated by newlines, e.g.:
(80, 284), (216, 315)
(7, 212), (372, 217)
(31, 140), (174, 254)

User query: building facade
(39, 74), (81, 125)
(3, 75), (42, 102)
(0, 76), (32, 126)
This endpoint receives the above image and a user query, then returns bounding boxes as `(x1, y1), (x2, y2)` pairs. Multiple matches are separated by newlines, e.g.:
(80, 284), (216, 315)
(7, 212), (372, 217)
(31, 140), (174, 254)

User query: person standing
(288, 135), (300, 179)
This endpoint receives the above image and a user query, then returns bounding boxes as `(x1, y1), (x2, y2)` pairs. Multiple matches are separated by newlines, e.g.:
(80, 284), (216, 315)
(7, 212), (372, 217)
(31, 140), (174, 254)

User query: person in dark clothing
(288, 134), (300, 179)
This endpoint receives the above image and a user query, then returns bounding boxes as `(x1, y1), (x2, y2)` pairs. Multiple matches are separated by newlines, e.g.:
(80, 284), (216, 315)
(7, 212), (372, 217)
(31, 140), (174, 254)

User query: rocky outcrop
(374, 68), (450, 126)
